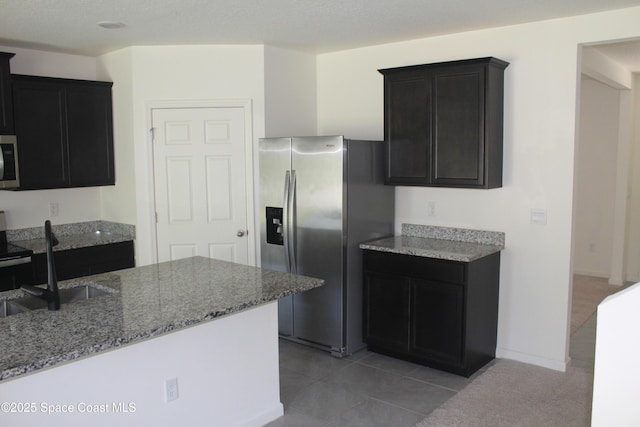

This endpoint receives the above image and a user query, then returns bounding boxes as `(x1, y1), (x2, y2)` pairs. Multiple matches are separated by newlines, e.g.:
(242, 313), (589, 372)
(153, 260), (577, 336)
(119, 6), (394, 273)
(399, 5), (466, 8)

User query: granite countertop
(8, 220), (135, 254)
(0, 256), (323, 381)
(359, 224), (505, 262)
(12, 231), (132, 254)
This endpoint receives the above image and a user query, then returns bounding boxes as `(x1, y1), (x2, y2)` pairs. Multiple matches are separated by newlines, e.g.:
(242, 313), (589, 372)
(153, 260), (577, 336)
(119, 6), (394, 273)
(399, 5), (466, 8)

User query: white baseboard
(241, 404), (284, 427)
(573, 269), (609, 279)
(496, 347), (568, 372)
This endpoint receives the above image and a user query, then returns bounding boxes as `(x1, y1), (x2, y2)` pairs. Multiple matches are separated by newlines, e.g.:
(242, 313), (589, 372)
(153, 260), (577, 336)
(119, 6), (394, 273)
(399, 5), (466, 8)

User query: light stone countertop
(0, 256), (323, 381)
(12, 231), (133, 254)
(8, 220), (135, 254)
(359, 224), (505, 262)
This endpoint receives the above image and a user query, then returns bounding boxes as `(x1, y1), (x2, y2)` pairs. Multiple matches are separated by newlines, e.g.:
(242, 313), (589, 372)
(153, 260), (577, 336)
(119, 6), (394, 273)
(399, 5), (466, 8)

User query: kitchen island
(0, 256), (323, 426)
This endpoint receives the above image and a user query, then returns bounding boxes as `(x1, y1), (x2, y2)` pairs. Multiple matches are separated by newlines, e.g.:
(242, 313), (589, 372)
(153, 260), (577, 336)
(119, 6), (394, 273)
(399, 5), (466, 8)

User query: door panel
(153, 107), (248, 264)
(364, 271), (411, 351)
(291, 136), (344, 350)
(259, 138), (293, 337)
(411, 279), (464, 366)
(432, 65), (485, 185)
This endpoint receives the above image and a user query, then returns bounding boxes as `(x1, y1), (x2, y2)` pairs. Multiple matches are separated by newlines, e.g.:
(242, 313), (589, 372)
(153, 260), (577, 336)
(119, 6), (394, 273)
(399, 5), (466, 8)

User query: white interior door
(152, 106), (249, 264)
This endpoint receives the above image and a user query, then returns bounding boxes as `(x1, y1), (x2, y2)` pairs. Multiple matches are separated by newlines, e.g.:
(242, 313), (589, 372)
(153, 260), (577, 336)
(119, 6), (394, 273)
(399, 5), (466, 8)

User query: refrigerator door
(291, 136), (345, 351)
(258, 137), (294, 336)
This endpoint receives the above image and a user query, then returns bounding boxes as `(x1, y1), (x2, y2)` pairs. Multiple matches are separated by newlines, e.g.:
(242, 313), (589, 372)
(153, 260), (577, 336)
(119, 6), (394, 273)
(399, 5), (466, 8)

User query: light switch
(530, 208), (547, 225)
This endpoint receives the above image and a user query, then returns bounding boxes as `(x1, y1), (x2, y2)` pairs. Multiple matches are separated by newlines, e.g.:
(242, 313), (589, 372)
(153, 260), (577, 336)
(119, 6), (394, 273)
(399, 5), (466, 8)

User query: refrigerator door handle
(289, 170), (297, 274)
(283, 170), (292, 272)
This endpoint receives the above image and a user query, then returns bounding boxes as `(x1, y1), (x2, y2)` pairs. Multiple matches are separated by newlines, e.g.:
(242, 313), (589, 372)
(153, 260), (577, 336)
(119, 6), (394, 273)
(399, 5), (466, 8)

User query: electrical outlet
(49, 203), (59, 217)
(427, 201), (436, 217)
(165, 377), (179, 402)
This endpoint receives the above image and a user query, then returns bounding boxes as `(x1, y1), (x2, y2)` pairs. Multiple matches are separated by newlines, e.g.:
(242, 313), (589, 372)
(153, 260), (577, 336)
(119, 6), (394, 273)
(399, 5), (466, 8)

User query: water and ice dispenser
(265, 207), (284, 246)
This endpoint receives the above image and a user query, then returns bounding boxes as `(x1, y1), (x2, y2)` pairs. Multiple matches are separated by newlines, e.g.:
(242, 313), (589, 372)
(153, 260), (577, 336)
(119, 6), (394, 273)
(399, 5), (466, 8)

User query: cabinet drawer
(363, 250), (465, 284)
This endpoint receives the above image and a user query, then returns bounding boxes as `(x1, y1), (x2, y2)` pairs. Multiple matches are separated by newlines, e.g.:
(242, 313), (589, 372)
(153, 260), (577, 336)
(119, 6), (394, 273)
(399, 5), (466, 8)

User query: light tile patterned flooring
(267, 340), (493, 427)
(267, 314), (598, 427)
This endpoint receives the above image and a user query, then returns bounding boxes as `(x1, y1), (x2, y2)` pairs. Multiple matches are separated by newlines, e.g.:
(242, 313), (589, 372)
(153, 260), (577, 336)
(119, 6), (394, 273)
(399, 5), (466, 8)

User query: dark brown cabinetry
(363, 249), (500, 377)
(33, 241), (134, 284)
(0, 52), (15, 134)
(11, 75), (115, 190)
(379, 57), (508, 188)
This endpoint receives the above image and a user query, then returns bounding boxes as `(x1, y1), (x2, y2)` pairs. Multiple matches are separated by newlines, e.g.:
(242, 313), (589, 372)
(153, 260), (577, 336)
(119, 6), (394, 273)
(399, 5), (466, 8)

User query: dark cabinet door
(384, 70), (431, 184)
(362, 249), (500, 376)
(0, 52), (15, 134)
(432, 64), (485, 187)
(33, 241), (135, 284)
(66, 84), (115, 186)
(363, 271), (411, 351)
(12, 79), (68, 189)
(380, 57), (507, 189)
(11, 75), (114, 190)
(411, 279), (464, 366)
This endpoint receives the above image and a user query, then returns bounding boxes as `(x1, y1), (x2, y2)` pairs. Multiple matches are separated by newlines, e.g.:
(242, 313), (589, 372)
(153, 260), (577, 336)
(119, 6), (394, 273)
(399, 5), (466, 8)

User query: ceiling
(1, 0), (640, 58)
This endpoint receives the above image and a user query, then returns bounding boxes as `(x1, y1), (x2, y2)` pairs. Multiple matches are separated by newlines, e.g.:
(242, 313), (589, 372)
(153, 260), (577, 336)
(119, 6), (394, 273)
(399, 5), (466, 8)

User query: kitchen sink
(0, 300), (27, 318)
(6, 285), (114, 313)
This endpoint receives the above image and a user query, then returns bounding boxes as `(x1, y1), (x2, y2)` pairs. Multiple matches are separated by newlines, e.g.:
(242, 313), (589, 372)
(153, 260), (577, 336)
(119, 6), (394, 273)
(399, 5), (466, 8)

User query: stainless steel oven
(0, 211), (34, 292)
(0, 247), (34, 292)
(0, 135), (20, 189)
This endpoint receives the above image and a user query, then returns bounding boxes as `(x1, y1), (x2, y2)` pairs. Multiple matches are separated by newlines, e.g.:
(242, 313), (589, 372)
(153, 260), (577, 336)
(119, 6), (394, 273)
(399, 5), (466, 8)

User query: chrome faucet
(21, 220), (60, 310)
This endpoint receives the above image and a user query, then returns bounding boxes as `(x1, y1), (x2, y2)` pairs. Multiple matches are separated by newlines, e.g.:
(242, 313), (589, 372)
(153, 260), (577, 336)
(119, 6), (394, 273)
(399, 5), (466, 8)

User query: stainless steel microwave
(0, 135), (20, 189)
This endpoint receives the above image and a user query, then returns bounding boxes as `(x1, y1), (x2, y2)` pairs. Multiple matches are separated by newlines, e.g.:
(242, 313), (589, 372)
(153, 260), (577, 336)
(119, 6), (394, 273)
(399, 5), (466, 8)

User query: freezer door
(258, 137), (294, 336)
(291, 136), (345, 350)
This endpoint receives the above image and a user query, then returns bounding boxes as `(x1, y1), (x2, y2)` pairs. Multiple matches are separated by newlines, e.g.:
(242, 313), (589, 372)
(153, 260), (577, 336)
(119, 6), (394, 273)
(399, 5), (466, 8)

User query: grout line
(366, 396), (436, 417)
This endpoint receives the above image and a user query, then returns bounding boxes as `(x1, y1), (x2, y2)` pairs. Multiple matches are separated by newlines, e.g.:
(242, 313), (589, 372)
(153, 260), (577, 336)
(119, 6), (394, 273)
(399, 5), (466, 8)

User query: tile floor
(266, 315), (597, 427)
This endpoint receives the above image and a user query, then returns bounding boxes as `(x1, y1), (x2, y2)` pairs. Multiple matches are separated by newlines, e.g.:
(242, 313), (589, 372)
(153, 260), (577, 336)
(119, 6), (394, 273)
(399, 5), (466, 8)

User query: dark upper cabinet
(65, 83), (115, 186)
(0, 52), (15, 134)
(380, 57), (508, 188)
(385, 69), (432, 183)
(11, 78), (68, 188)
(11, 75), (115, 190)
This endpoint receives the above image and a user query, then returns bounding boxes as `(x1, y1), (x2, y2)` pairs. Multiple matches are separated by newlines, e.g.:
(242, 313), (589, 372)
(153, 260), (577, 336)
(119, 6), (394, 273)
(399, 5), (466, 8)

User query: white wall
(264, 46), (317, 137)
(316, 7), (640, 370)
(0, 45), (103, 230)
(573, 77), (620, 278)
(97, 49), (137, 227)
(626, 74), (640, 280)
(97, 45), (266, 266)
(591, 283), (640, 426)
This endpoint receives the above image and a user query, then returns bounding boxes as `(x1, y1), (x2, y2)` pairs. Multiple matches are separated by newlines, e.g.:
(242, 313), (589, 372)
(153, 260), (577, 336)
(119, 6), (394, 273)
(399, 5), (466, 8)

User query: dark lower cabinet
(363, 249), (500, 377)
(33, 241), (134, 284)
(364, 272), (411, 351)
(411, 279), (464, 367)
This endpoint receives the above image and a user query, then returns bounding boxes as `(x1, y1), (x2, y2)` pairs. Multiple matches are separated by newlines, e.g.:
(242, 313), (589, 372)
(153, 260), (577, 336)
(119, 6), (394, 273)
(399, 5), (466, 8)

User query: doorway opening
(570, 38), (640, 361)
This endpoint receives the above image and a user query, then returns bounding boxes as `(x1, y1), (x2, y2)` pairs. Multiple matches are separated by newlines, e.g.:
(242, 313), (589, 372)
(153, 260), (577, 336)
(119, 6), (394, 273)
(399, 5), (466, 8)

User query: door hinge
(150, 127), (155, 141)
(154, 212), (158, 223)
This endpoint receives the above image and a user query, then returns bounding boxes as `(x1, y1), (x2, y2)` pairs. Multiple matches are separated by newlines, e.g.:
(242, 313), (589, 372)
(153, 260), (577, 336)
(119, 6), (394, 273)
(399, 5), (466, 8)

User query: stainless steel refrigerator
(259, 136), (394, 356)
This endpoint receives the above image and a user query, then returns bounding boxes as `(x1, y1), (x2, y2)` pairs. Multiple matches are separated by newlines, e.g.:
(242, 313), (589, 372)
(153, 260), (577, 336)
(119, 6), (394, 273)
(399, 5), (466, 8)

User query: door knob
(237, 229), (246, 237)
